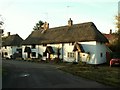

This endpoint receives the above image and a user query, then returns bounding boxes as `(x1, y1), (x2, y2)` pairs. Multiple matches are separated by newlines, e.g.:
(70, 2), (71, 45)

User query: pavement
(2, 60), (113, 88)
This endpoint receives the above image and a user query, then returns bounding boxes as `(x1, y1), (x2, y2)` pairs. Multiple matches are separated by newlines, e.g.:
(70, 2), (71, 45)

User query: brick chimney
(68, 18), (73, 27)
(110, 29), (112, 34)
(43, 22), (49, 30)
(7, 32), (10, 36)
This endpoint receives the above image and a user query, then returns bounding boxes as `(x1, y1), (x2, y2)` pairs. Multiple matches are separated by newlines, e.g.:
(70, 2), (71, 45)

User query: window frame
(67, 52), (75, 58)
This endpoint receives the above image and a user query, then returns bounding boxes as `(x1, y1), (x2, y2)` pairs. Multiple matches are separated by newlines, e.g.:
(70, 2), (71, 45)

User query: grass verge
(2, 68), (8, 76)
(57, 62), (120, 88)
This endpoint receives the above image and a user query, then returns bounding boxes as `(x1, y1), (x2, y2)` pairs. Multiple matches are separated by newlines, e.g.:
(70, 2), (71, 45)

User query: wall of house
(2, 46), (18, 58)
(37, 45), (46, 56)
(78, 41), (96, 64)
(22, 44), (62, 60)
(62, 42), (97, 63)
(22, 45), (28, 59)
(47, 44), (63, 59)
(79, 41), (111, 64)
(21, 41), (110, 64)
(63, 43), (75, 62)
(22, 45), (40, 59)
(95, 42), (111, 64)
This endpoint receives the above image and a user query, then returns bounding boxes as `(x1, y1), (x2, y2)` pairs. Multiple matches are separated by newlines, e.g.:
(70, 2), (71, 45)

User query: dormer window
(32, 44), (36, 49)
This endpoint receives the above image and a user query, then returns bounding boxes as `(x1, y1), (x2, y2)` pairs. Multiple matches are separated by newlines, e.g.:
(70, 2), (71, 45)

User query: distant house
(2, 32), (23, 59)
(22, 18), (111, 64)
(103, 30), (117, 46)
(103, 29), (119, 52)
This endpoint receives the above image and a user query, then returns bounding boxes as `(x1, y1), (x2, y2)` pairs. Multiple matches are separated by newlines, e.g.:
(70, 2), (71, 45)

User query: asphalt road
(2, 60), (112, 88)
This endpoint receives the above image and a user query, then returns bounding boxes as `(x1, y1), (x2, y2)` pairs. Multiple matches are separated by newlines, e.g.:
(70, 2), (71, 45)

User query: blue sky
(0, 0), (119, 39)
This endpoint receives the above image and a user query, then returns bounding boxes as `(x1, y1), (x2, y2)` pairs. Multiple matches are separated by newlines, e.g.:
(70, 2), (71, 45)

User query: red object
(106, 52), (111, 61)
(110, 58), (120, 66)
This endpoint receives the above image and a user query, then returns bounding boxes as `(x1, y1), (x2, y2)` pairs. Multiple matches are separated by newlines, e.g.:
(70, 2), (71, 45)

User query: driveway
(2, 60), (112, 88)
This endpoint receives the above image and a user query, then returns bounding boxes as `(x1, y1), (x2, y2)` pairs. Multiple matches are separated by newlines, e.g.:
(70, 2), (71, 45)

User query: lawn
(56, 62), (120, 88)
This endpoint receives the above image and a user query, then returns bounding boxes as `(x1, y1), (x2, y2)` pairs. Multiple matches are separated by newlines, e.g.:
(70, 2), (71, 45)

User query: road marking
(19, 73), (30, 77)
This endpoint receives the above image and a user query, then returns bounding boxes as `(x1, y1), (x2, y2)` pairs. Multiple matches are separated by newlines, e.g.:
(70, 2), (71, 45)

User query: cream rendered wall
(22, 45), (46, 59)
(22, 45), (30, 59)
(79, 41), (110, 64)
(37, 45), (46, 56)
(22, 44), (62, 59)
(63, 43), (75, 62)
(79, 41), (97, 64)
(47, 44), (62, 59)
(95, 42), (109, 64)
(2, 46), (18, 58)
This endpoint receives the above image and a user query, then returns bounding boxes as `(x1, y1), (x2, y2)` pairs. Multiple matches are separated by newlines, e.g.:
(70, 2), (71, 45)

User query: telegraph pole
(0, 14), (4, 90)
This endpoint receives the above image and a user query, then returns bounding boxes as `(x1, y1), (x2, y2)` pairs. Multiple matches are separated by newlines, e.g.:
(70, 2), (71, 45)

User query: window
(32, 44), (36, 49)
(67, 52), (75, 58)
(5, 52), (8, 55)
(32, 52), (36, 57)
(100, 53), (103, 57)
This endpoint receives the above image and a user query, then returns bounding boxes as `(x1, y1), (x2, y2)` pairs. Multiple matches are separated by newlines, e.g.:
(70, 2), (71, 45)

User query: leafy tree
(33, 20), (44, 30)
(114, 13), (120, 51)
(115, 13), (120, 31)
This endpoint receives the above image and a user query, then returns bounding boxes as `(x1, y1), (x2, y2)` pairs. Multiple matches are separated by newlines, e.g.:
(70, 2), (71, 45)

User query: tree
(115, 13), (120, 31)
(33, 20), (44, 30)
(114, 13), (120, 51)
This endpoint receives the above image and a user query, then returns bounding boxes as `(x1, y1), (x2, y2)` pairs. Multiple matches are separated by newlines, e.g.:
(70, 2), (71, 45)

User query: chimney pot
(7, 32), (10, 36)
(43, 22), (49, 30)
(110, 29), (112, 34)
(68, 18), (73, 27)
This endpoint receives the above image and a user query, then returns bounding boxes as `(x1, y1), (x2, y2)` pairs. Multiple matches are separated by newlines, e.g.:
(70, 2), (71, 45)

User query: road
(2, 60), (112, 88)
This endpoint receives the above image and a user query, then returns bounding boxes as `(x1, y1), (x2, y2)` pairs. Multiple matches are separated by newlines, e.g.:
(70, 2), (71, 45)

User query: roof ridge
(48, 22), (94, 30)
(22, 21), (108, 45)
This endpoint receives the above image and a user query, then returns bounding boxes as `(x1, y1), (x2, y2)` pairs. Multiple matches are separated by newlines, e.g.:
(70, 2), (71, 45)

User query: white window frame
(67, 52), (75, 58)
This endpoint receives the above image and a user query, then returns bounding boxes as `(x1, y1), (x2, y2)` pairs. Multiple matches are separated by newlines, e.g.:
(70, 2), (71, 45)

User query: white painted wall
(22, 45), (29, 59)
(47, 44), (62, 59)
(61, 41), (109, 64)
(79, 41), (96, 64)
(37, 45), (46, 56)
(95, 42), (110, 64)
(2, 46), (18, 58)
(22, 45), (46, 59)
(21, 41), (111, 64)
(63, 43), (75, 62)
(78, 41), (111, 64)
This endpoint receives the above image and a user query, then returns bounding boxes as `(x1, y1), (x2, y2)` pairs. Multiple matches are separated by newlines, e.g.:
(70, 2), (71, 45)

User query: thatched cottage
(22, 18), (111, 64)
(2, 32), (23, 59)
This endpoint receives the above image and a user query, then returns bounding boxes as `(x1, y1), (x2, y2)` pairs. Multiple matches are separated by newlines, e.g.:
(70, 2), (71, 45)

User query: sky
(0, 0), (119, 39)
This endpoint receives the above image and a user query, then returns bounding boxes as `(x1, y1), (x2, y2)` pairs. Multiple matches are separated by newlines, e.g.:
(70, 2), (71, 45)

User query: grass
(56, 62), (120, 88)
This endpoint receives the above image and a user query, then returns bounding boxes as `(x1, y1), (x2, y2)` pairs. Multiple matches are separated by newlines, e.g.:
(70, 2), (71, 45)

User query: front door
(27, 52), (31, 58)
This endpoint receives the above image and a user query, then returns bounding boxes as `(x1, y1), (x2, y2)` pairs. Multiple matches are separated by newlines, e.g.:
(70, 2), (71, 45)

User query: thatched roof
(2, 34), (23, 46)
(22, 22), (108, 45)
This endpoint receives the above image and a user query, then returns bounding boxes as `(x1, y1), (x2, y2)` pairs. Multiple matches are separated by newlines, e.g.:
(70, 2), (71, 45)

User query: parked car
(110, 53), (120, 67)
(110, 58), (120, 67)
